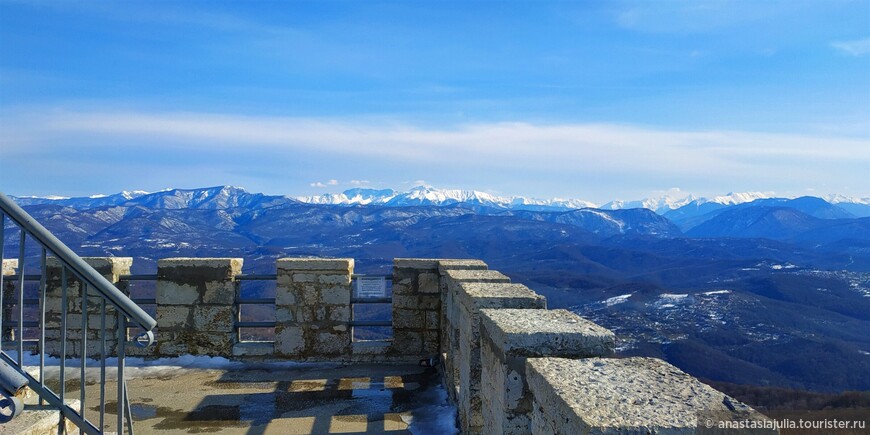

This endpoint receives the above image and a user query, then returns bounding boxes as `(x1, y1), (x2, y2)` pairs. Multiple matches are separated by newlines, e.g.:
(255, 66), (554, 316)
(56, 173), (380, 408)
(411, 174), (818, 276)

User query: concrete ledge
(233, 342), (275, 357)
(480, 309), (614, 358)
(443, 269), (510, 283)
(276, 258), (353, 272)
(457, 282), (546, 310)
(394, 258), (440, 269)
(525, 357), (775, 434)
(438, 259), (488, 271)
(2, 259), (18, 275)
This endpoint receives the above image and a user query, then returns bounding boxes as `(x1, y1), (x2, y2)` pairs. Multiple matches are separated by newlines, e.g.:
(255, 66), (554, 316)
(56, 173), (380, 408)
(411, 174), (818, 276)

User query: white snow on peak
(708, 191), (775, 206)
(702, 290), (732, 296)
(824, 194), (870, 205)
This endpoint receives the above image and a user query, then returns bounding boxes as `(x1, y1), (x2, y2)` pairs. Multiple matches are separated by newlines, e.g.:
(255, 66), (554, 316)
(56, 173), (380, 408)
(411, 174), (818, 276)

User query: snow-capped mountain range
(14, 185), (870, 216)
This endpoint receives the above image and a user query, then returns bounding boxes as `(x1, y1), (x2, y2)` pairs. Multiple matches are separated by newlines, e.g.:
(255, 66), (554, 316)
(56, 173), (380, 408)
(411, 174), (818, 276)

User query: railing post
(45, 257), (132, 358)
(155, 258), (242, 356)
(275, 258), (353, 359)
(1, 259), (17, 343)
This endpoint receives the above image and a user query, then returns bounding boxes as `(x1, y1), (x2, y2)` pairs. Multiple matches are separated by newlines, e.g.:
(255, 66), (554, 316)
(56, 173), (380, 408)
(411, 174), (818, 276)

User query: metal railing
(0, 191), (157, 434)
(119, 273), (394, 343)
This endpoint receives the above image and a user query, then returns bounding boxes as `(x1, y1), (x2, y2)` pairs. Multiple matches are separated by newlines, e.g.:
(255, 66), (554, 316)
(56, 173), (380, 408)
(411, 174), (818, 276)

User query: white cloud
(831, 38), (870, 57)
(2, 110), (868, 197)
(349, 180), (369, 186)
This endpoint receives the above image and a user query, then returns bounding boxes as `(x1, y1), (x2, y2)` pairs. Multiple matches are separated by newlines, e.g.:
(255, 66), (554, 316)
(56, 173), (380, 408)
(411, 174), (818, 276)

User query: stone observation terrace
(2, 256), (777, 434)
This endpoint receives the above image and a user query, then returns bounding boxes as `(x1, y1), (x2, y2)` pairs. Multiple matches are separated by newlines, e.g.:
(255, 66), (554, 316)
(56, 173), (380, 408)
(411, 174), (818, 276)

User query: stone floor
(17, 361), (458, 434)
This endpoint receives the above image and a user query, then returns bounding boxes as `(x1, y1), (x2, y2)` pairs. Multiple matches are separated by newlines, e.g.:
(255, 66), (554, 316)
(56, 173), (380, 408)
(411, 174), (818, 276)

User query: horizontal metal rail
(348, 320), (393, 327)
(236, 274), (277, 281)
(0, 192), (156, 332)
(351, 297), (392, 304)
(236, 321), (276, 328)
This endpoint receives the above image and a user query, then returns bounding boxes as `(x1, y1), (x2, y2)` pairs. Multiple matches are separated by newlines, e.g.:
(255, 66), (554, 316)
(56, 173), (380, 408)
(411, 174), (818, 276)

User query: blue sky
(1, 1), (868, 203)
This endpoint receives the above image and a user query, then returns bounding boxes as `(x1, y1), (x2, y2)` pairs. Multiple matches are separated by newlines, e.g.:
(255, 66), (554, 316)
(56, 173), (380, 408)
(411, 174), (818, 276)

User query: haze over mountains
(7, 185), (870, 392)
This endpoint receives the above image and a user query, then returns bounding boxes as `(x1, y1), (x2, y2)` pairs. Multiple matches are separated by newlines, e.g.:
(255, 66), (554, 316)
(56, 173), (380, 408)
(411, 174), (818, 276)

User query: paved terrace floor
(16, 359), (458, 434)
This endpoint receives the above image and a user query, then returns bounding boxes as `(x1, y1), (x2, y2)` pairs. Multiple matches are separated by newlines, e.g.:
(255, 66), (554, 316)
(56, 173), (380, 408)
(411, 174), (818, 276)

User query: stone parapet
(45, 257), (132, 358)
(526, 357), (777, 434)
(154, 258), (242, 356)
(390, 258), (442, 358)
(479, 309), (614, 434)
(275, 257), (353, 359)
(439, 266), (512, 404)
(456, 281), (546, 434)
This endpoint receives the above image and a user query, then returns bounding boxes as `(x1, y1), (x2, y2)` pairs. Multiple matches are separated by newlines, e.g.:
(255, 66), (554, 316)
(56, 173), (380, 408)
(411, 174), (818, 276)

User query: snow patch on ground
(702, 290), (731, 296)
(604, 294), (633, 306)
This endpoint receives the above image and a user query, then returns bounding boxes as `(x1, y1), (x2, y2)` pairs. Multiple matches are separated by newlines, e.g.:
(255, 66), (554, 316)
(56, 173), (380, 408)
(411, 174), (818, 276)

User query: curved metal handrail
(0, 192), (156, 331)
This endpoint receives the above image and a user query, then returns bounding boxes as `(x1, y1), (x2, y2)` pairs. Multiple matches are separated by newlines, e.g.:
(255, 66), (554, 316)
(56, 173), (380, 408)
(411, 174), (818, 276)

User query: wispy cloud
(310, 179), (338, 188)
(2, 110), (868, 197)
(349, 180), (370, 186)
(831, 38), (870, 57)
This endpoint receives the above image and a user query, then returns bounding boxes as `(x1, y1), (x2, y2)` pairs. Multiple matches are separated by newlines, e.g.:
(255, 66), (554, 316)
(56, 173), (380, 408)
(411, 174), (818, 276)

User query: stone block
(457, 282), (546, 311)
(292, 273), (317, 282)
(157, 258), (243, 283)
(417, 272), (440, 293)
(314, 332), (348, 355)
(277, 258), (353, 273)
(479, 308), (615, 359)
(526, 357), (775, 434)
(391, 330), (423, 354)
(157, 305), (192, 329)
(319, 274), (351, 285)
(393, 309), (423, 329)
(275, 306), (295, 322)
(233, 342), (275, 357)
(193, 306), (234, 331)
(156, 283), (199, 305)
(275, 326), (304, 355)
(443, 269), (510, 283)
(202, 281), (236, 305)
(1, 259), (18, 275)
(437, 259), (488, 272)
(321, 285), (350, 305)
(393, 258), (440, 269)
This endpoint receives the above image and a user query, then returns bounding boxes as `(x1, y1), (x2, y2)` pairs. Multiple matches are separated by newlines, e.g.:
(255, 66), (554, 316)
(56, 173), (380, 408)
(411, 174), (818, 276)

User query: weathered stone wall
(390, 259), (441, 358)
(438, 265), (508, 403)
(45, 257), (132, 358)
(525, 357), (776, 434)
(1, 259), (18, 342)
(478, 308), (615, 435)
(275, 258), (353, 359)
(153, 258), (242, 356)
(455, 281), (546, 434)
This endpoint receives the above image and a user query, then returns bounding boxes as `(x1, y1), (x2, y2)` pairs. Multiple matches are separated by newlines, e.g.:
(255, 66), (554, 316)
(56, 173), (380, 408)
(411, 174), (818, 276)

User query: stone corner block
(437, 259), (488, 272)
(393, 258), (440, 270)
(480, 308), (615, 358)
(457, 282), (546, 310)
(525, 357), (775, 434)
(2, 259), (18, 275)
(444, 269), (510, 283)
(81, 257), (133, 274)
(157, 258), (243, 281)
(276, 257), (353, 272)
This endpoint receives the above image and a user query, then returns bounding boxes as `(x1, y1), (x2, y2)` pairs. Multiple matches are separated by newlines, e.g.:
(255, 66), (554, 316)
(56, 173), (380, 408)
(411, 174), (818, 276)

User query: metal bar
(235, 321), (276, 328)
(124, 378), (133, 435)
(80, 283), (87, 418)
(235, 274), (277, 281)
(131, 298), (157, 305)
(0, 192), (156, 331)
(235, 298), (275, 305)
(351, 297), (392, 304)
(348, 320), (392, 327)
(38, 247), (46, 407)
(351, 274), (393, 279)
(99, 298), (106, 431)
(0, 351), (101, 434)
(117, 315), (126, 434)
(117, 274), (158, 281)
(17, 230), (24, 366)
(0, 212), (5, 350)
(5, 274), (42, 281)
(59, 267), (67, 409)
